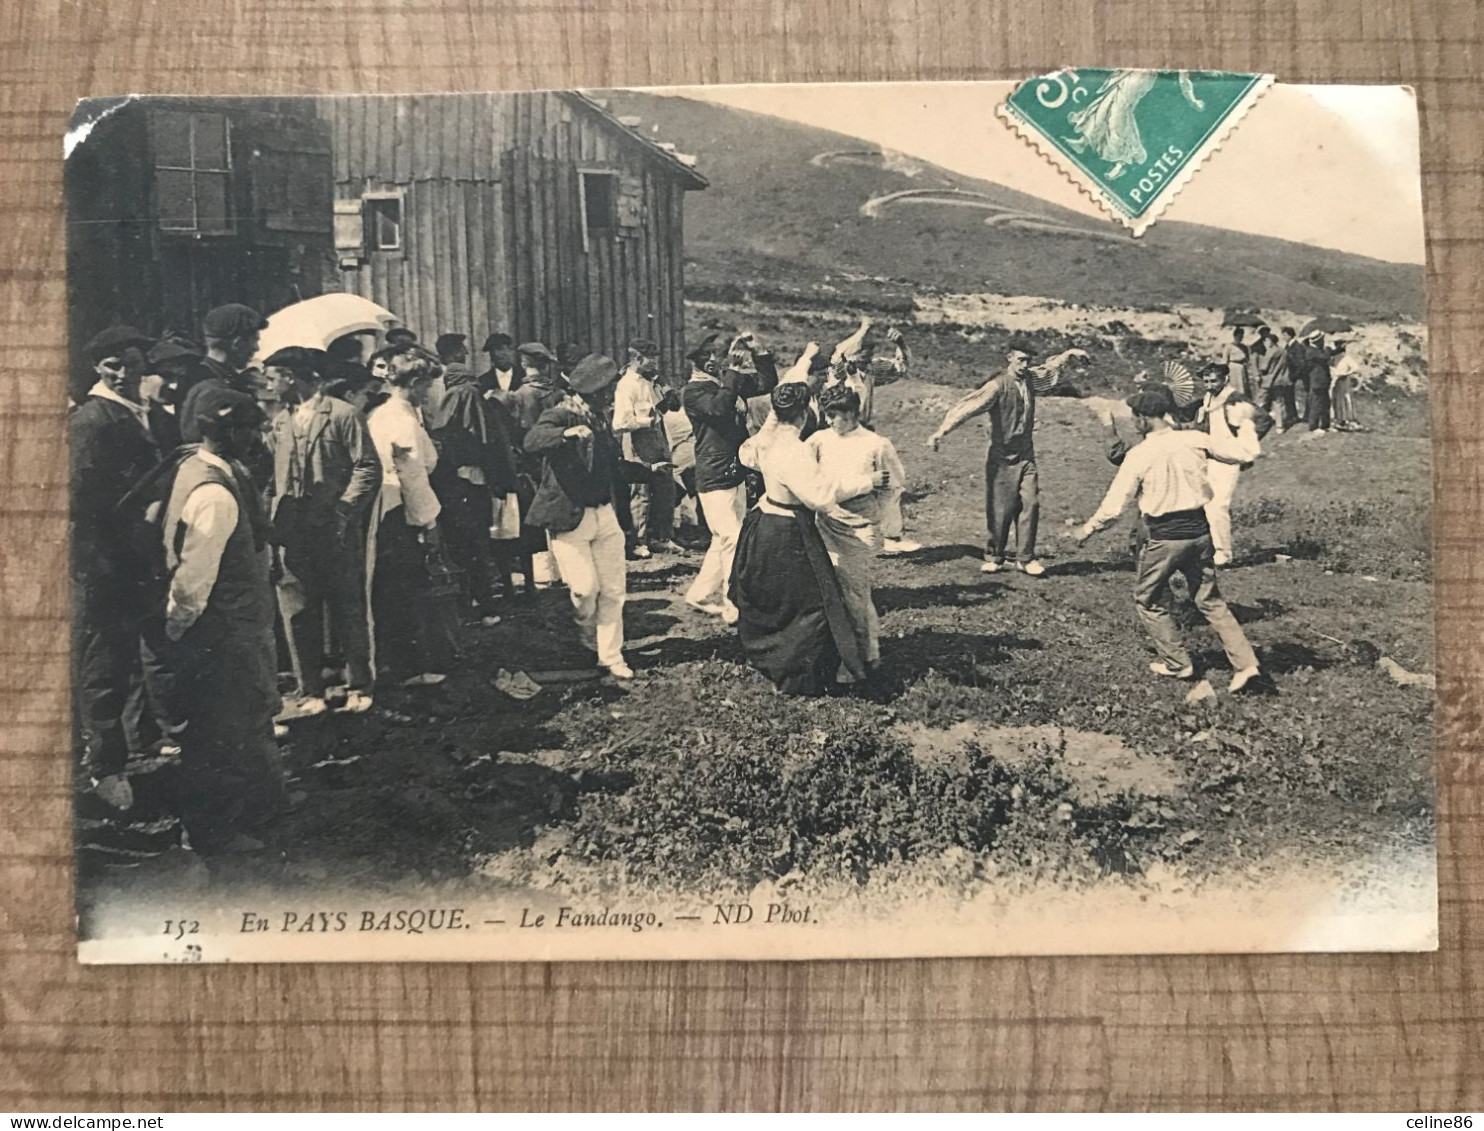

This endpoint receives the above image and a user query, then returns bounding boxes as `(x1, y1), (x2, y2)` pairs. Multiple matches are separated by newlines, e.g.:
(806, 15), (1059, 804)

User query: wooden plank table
(1, 0), (1478, 1110)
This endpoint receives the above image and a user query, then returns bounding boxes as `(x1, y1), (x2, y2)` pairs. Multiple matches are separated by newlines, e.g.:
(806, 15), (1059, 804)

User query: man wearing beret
(179, 303), (272, 486)
(525, 354), (644, 680)
(263, 346), (381, 715)
(680, 332), (761, 623)
(927, 334), (1048, 577)
(611, 337), (681, 559)
(1072, 384), (1262, 693)
(477, 332), (520, 402)
(426, 332), (520, 623)
(159, 386), (286, 853)
(70, 325), (160, 812)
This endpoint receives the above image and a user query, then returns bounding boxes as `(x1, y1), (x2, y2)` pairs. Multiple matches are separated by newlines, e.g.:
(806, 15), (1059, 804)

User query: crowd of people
(69, 303), (916, 853)
(1220, 321), (1367, 438)
(72, 292), (1365, 856)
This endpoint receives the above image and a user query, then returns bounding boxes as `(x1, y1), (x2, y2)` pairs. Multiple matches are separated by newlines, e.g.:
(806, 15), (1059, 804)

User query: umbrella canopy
(1298, 315), (1354, 337)
(1162, 360), (1199, 407)
(256, 294), (399, 362)
(1222, 309), (1267, 327)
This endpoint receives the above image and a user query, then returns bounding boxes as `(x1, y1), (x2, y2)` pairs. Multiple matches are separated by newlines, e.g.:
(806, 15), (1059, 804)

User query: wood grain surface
(2, 0), (1480, 1112)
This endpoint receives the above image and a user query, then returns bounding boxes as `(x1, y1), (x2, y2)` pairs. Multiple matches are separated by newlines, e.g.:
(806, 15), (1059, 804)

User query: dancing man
(524, 355), (638, 681)
(1071, 384), (1261, 693)
(927, 334), (1046, 576)
(681, 333), (758, 622)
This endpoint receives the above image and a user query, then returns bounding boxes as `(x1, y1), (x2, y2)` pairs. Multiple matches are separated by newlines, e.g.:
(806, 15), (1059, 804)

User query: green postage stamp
(1000, 68), (1274, 235)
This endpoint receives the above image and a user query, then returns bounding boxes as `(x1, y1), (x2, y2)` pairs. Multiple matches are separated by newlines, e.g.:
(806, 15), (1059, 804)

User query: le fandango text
(238, 907), (667, 935)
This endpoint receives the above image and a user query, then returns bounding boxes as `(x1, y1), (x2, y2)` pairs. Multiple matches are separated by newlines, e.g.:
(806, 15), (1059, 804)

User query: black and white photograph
(64, 79), (1434, 962)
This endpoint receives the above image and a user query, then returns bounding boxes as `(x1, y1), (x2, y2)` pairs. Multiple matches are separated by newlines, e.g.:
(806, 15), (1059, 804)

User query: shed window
(365, 194), (403, 251)
(152, 110), (233, 234)
(581, 171), (618, 248)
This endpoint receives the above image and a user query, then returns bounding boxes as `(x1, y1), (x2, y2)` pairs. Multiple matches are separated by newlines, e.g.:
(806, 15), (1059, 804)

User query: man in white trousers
(1194, 362), (1259, 567)
(680, 333), (772, 624)
(523, 355), (640, 681)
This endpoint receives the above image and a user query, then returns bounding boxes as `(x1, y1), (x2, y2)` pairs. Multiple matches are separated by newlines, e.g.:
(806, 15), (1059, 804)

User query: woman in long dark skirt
(729, 382), (887, 695)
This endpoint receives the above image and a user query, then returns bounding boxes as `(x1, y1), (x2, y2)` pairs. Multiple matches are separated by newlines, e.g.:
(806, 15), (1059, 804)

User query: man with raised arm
(926, 334), (1046, 576)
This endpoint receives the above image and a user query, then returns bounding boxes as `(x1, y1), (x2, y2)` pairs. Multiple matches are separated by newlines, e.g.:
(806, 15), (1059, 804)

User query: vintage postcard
(65, 76), (1434, 963)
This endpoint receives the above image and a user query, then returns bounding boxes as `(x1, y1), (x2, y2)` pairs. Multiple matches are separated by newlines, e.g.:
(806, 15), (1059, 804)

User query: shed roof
(562, 90), (708, 191)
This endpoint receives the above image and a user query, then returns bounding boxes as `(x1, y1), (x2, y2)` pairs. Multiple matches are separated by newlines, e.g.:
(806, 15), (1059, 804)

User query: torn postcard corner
(998, 68), (1275, 237)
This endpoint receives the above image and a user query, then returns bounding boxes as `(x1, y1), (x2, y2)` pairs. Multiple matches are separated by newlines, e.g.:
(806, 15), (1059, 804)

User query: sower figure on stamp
(1072, 384), (1262, 694)
(263, 346), (381, 717)
(927, 333), (1046, 577)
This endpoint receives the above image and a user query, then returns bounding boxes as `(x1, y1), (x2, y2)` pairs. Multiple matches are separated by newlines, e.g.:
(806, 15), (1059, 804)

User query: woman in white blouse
(366, 346), (454, 688)
(731, 384), (886, 695)
(806, 385), (907, 672)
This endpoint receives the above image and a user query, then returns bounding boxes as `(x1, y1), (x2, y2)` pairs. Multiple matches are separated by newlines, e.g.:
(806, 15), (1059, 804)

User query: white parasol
(255, 294), (400, 362)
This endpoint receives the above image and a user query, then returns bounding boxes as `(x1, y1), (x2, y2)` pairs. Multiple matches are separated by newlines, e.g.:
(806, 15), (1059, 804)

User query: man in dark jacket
(264, 347), (382, 713)
(525, 355), (642, 681)
(1294, 330), (1334, 438)
(179, 304), (272, 484)
(71, 326), (160, 811)
(427, 333), (521, 622)
(680, 332), (777, 623)
(477, 332), (520, 402)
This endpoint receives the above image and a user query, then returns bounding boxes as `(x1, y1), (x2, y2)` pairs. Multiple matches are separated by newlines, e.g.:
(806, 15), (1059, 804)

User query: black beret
(202, 304), (267, 340)
(482, 332), (514, 353)
(568, 353), (620, 395)
(194, 386), (265, 431)
(435, 333), (467, 356)
(686, 333), (720, 365)
(85, 325), (154, 365)
(1126, 384), (1176, 418)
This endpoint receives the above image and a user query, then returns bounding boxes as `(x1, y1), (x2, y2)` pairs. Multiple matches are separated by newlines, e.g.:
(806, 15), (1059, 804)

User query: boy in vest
(162, 387), (286, 854)
(1072, 384), (1262, 693)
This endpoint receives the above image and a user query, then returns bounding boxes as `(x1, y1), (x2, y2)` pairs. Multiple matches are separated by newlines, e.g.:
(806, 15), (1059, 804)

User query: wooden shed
(317, 91), (707, 381)
(65, 96), (335, 391)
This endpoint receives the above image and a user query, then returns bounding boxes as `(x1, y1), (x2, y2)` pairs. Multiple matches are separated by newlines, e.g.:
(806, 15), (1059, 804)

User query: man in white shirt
(611, 337), (680, 558)
(1073, 384), (1261, 693)
(161, 387), (286, 854)
(1194, 362), (1249, 567)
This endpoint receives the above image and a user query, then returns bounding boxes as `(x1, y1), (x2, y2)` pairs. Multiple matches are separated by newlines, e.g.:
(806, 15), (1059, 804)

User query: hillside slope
(602, 90), (1424, 320)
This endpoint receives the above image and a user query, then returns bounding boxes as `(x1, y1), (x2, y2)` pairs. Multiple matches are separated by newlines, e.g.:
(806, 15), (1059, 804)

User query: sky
(647, 80), (1425, 265)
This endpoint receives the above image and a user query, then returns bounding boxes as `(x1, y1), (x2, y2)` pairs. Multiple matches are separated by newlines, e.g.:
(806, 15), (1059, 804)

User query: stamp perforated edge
(995, 70), (1276, 238)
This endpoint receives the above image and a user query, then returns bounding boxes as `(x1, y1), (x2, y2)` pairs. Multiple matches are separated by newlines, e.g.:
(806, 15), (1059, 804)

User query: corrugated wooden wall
(317, 92), (692, 384)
